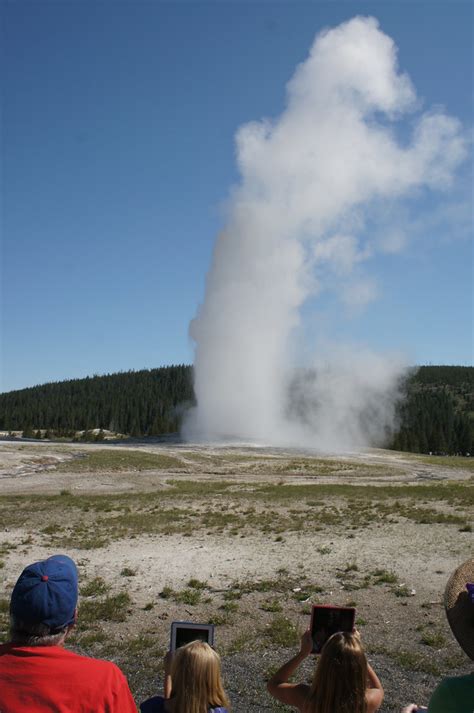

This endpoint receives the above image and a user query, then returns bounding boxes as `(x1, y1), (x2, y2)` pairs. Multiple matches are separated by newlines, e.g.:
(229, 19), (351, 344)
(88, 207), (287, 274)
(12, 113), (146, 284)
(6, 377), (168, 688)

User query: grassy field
(408, 453), (474, 471)
(0, 477), (472, 551)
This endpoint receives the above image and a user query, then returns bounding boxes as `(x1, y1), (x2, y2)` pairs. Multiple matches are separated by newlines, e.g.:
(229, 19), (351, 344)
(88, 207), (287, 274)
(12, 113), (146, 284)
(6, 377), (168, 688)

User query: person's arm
(266, 629), (313, 709)
(163, 651), (173, 699)
(365, 662), (384, 711)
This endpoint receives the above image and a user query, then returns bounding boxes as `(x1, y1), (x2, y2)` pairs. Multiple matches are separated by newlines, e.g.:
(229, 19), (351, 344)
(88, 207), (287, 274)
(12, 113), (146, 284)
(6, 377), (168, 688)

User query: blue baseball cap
(10, 554), (78, 632)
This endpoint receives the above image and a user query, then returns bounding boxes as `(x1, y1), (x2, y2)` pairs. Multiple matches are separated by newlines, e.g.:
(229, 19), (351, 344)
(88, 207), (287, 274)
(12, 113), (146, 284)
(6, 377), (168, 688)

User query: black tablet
(310, 604), (355, 653)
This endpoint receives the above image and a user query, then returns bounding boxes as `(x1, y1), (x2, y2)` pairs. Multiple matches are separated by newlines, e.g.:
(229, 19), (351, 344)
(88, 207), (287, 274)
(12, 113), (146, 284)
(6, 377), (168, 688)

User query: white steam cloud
(183, 16), (467, 449)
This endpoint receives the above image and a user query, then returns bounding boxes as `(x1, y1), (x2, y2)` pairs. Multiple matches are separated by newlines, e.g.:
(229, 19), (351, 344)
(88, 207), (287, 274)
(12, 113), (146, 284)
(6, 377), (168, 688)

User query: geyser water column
(184, 16), (467, 447)
(189, 221), (306, 442)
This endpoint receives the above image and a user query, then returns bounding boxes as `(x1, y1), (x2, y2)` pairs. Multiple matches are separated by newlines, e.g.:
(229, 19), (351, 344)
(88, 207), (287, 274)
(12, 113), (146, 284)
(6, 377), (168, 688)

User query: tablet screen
(310, 605), (355, 653)
(170, 622), (215, 652)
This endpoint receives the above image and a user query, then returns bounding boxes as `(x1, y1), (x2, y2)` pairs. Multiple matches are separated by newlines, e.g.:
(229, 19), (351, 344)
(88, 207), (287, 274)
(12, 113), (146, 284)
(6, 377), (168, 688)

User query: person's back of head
(170, 640), (229, 713)
(305, 631), (367, 713)
(402, 558), (474, 713)
(9, 554), (78, 646)
(444, 557), (474, 662)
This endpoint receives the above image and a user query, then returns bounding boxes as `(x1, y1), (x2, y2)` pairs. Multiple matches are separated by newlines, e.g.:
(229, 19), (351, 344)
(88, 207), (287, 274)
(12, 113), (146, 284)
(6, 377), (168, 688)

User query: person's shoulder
(429, 674), (474, 712)
(140, 695), (166, 713)
(434, 673), (474, 692)
(61, 647), (128, 679)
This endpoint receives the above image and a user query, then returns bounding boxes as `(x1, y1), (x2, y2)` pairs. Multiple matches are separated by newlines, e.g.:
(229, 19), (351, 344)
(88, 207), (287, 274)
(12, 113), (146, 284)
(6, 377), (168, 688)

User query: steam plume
(183, 17), (467, 449)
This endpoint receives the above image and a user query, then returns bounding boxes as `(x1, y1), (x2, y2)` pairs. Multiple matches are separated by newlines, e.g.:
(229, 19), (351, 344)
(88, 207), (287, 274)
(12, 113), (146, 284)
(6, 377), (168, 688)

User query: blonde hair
(169, 640), (230, 713)
(304, 632), (367, 713)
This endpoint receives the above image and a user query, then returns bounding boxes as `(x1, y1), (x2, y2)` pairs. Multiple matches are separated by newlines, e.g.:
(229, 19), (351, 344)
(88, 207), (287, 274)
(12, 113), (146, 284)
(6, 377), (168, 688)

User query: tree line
(0, 365), (194, 438)
(0, 364), (472, 455)
(390, 366), (473, 455)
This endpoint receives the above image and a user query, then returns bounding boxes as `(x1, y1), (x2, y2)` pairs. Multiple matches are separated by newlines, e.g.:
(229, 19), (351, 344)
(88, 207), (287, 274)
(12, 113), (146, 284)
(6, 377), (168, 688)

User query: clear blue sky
(2, 0), (472, 393)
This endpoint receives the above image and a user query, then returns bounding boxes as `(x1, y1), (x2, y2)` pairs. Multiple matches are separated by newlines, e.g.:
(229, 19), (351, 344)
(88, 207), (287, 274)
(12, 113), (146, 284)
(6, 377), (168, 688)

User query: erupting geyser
(183, 16), (467, 449)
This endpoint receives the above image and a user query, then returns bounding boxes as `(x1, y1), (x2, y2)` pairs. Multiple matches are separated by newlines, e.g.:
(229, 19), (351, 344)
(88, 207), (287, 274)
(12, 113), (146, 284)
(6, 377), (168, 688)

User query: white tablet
(170, 621), (215, 652)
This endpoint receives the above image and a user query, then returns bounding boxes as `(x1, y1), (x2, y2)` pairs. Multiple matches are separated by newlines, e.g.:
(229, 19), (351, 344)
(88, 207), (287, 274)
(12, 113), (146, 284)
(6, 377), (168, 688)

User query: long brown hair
(304, 631), (367, 713)
(169, 640), (230, 713)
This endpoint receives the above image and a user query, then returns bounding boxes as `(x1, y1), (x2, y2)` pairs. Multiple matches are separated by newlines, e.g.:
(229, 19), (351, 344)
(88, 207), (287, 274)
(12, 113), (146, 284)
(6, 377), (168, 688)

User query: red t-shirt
(0, 643), (138, 712)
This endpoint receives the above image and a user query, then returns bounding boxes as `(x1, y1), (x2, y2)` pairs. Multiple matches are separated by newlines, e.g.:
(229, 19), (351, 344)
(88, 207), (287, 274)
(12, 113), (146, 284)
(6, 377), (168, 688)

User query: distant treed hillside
(0, 365), (472, 454)
(390, 365), (473, 455)
(0, 365), (194, 437)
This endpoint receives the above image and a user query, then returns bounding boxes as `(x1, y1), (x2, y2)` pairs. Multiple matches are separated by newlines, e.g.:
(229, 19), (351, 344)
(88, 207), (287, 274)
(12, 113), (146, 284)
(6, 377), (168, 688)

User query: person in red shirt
(0, 553), (137, 712)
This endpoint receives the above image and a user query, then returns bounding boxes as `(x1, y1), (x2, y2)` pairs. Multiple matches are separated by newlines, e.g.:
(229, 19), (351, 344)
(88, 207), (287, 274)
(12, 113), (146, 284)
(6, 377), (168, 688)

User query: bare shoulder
(366, 687), (384, 712)
(268, 681), (311, 709)
(294, 682), (312, 710)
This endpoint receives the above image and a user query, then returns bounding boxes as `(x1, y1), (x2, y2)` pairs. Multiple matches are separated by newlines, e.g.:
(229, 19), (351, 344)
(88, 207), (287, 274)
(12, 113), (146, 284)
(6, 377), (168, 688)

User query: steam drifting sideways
(184, 16), (467, 450)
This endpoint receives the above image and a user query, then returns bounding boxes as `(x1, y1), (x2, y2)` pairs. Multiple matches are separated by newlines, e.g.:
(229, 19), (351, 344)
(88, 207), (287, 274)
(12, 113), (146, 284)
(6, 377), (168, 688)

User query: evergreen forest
(390, 366), (473, 455)
(0, 365), (193, 439)
(0, 364), (472, 455)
